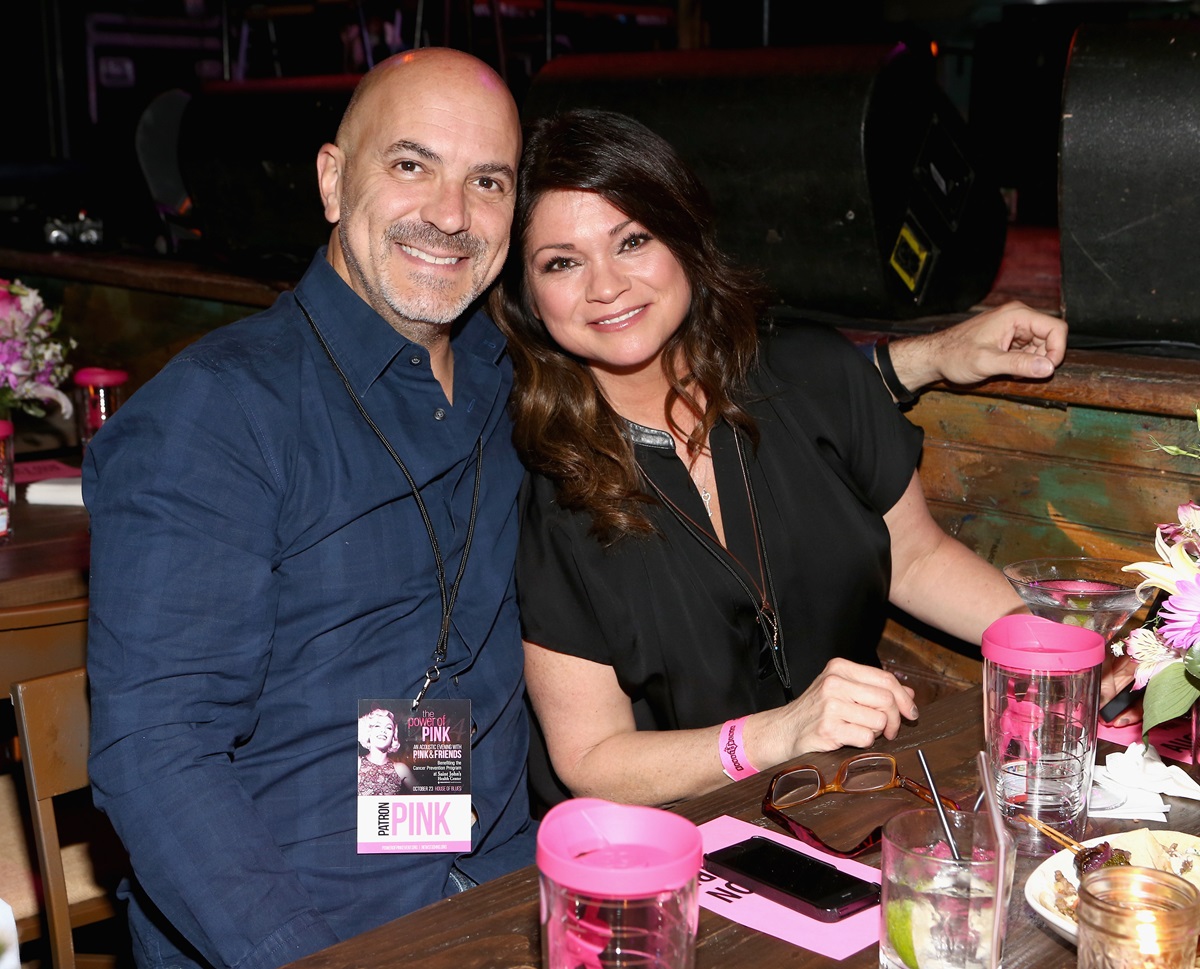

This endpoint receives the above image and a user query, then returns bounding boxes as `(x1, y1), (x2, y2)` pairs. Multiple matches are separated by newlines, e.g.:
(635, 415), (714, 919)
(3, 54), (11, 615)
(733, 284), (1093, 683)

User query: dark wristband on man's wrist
(874, 339), (918, 405)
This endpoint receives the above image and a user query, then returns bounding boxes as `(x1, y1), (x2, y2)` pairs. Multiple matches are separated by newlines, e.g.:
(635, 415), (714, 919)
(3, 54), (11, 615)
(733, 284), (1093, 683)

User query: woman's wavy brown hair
(491, 109), (771, 542)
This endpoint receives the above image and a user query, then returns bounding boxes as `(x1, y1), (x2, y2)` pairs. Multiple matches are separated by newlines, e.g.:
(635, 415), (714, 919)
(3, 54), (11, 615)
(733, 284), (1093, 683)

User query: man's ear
(316, 144), (343, 224)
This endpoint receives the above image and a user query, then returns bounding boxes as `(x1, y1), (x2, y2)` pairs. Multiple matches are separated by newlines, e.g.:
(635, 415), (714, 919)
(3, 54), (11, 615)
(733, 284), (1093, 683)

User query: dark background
(3, 1), (1195, 253)
(5, 0), (1200, 351)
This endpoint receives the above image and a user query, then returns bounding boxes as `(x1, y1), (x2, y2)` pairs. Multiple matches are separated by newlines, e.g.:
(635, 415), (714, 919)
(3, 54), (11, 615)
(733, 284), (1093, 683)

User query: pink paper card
(1099, 718), (1195, 764)
(15, 459), (81, 485)
(698, 815), (879, 959)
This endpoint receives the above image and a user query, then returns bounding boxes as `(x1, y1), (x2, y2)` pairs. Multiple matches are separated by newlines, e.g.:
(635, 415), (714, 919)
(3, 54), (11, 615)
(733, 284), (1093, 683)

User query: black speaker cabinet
(177, 77), (356, 269)
(1060, 21), (1200, 340)
(523, 46), (1007, 321)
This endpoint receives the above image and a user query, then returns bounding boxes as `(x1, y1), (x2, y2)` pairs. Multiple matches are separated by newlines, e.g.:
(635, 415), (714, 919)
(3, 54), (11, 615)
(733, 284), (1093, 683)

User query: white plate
(1024, 829), (1200, 944)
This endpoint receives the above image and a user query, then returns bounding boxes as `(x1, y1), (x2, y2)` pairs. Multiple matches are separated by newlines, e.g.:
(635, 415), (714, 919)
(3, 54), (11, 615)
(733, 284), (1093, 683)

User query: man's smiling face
(319, 51), (521, 336)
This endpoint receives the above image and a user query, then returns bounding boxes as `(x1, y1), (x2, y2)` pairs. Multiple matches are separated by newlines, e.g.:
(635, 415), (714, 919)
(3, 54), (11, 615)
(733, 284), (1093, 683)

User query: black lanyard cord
(636, 427), (791, 696)
(301, 305), (482, 706)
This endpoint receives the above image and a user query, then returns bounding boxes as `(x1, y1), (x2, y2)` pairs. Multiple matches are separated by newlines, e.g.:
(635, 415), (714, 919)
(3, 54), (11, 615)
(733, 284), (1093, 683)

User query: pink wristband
(718, 716), (759, 782)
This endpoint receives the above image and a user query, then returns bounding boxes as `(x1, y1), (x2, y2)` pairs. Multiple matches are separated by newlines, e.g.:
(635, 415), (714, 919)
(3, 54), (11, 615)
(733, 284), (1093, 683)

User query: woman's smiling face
(363, 710), (397, 751)
(522, 190), (692, 386)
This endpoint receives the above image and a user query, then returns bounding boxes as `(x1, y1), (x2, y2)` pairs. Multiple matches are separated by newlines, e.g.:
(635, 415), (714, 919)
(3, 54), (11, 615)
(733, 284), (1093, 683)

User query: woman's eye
(541, 257), (575, 273)
(621, 232), (652, 252)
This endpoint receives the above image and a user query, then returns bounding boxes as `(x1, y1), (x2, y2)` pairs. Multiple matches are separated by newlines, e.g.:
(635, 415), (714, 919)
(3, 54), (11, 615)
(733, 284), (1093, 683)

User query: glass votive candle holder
(1077, 866), (1200, 969)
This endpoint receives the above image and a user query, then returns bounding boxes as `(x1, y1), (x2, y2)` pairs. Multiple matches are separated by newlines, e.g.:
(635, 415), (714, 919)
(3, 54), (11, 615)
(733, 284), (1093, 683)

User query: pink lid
(981, 613), (1105, 672)
(537, 798), (702, 898)
(73, 367), (128, 388)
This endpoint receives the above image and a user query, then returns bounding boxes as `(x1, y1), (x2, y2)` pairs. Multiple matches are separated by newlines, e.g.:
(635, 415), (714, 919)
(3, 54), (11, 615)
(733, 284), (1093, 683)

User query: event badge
(356, 698), (472, 853)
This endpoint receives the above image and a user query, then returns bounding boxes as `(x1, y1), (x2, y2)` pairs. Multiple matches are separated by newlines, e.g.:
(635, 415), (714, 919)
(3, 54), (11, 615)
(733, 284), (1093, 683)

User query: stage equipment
(1059, 21), (1200, 341)
(177, 76), (356, 268)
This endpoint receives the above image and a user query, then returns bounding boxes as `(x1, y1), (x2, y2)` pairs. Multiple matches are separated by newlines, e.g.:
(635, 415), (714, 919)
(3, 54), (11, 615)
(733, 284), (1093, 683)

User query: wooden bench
(877, 347), (1200, 704)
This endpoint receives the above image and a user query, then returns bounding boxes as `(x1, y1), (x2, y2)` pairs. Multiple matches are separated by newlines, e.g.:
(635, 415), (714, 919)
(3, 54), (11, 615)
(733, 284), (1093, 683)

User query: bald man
(85, 50), (535, 969)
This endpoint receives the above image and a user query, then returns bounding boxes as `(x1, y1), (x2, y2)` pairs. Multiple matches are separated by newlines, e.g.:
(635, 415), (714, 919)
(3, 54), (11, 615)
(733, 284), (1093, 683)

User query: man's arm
(85, 361), (339, 969)
(879, 301), (1067, 399)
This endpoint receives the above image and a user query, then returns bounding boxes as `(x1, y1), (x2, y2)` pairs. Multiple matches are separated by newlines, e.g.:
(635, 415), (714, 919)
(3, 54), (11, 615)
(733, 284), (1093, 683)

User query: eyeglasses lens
(840, 755), (896, 792)
(771, 768), (820, 807)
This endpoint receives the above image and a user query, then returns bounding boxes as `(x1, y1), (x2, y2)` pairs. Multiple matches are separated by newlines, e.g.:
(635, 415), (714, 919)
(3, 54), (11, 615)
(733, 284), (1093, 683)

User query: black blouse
(516, 322), (924, 808)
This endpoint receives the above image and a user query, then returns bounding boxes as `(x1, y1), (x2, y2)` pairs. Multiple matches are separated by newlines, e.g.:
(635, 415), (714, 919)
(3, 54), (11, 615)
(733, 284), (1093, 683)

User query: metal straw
(917, 748), (961, 860)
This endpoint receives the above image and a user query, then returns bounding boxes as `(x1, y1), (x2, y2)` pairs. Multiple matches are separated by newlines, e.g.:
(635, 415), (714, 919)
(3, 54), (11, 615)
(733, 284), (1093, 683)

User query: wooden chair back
(11, 667), (121, 969)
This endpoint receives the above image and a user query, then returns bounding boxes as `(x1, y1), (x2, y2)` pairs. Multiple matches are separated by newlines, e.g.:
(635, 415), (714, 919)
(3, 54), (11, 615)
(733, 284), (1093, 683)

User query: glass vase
(0, 413), (12, 544)
(1191, 703), (1199, 768)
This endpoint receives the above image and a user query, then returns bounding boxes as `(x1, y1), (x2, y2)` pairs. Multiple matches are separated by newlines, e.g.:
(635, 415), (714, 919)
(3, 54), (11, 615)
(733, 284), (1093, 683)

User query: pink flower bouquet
(0, 278), (74, 418)
(1116, 410), (1200, 735)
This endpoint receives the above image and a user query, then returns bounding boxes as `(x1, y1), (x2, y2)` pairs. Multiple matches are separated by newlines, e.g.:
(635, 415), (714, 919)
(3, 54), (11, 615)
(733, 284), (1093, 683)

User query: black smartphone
(1099, 682), (1140, 723)
(703, 836), (880, 923)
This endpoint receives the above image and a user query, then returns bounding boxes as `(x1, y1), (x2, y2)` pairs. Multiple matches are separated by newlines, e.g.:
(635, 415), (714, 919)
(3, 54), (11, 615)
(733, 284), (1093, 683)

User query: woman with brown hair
(491, 108), (1045, 811)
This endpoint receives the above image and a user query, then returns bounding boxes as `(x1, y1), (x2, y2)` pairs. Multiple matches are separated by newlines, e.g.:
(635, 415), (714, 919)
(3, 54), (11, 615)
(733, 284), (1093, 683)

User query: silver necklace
(691, 455), (713, 518)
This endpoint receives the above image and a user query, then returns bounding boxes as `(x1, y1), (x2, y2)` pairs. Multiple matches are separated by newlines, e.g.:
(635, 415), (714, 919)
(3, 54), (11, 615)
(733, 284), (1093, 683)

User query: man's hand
(883, 301), (1068, 396)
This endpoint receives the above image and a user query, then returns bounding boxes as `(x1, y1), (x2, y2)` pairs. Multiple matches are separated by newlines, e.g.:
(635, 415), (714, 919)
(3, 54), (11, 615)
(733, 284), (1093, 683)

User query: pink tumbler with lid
(537, 798), (703, 969)
(73, 367), (128, 448)
(982, 614), (1105, 855)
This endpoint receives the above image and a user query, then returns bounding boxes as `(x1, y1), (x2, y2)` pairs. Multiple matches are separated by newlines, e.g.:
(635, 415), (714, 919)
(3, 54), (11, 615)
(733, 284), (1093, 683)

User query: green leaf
(1143, 663), (1200, 735)
(1185, 646), (1200, 679)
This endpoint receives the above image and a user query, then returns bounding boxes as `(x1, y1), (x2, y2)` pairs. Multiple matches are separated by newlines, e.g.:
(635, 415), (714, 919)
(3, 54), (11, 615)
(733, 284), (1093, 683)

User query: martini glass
(1001, 557), (1151, 641)
(1001, 556), (1153, 813)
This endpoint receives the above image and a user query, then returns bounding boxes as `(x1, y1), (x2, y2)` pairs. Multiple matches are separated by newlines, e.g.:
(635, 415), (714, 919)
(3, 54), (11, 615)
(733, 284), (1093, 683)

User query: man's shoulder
(172, 294), (307, 376)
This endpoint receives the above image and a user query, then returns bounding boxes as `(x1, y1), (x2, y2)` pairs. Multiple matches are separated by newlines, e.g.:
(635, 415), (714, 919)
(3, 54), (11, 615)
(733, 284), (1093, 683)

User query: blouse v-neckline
(623, 418), (757, 569)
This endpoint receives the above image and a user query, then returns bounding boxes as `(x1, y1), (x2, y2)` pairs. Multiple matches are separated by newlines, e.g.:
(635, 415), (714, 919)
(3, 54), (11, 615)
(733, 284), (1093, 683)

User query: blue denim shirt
(85, 251), (535, 969)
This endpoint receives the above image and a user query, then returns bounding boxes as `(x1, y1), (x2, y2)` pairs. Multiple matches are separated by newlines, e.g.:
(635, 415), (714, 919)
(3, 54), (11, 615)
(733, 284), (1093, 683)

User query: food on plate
(1042, 829), (1200, 922)
(1072, 841), (1131, 878)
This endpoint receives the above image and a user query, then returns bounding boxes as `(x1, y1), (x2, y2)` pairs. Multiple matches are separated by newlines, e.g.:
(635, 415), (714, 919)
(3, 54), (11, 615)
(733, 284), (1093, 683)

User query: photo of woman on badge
(358, 705), (417, 796)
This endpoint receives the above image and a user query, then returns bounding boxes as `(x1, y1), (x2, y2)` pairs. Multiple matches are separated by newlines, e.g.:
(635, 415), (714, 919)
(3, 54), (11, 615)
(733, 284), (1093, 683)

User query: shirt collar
(622, 418), (675, 450)
(294, 248), (507, 396)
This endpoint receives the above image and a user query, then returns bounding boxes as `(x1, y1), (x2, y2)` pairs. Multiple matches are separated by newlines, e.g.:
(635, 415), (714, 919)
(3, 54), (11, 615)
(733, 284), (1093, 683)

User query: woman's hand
(745, 657), (919, 767)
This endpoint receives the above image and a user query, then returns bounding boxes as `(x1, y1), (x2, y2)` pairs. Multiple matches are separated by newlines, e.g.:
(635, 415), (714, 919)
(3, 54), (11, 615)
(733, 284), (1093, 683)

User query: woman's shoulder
(518, 470), (594, 542)
(754, 318), (876, 391)
(518, 469), (635, 572)
(758, 317), (862, 360)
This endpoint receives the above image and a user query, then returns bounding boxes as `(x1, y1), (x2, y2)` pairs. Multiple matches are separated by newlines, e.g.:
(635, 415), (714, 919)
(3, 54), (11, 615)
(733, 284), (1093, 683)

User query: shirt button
(409, 355), (422, 366)
(433, 408), (446, 421)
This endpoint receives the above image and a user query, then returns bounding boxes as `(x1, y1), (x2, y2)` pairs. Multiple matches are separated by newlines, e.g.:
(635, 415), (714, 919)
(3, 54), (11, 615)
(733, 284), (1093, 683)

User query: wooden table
(0, 499), (89, 608)
(282, 687), (1198, 969)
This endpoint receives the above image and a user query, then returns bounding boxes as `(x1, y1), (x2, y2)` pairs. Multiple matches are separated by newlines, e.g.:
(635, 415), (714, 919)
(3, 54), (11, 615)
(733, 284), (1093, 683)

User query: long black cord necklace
(301, 303), (482, 708)
(637, 425), (792, 698)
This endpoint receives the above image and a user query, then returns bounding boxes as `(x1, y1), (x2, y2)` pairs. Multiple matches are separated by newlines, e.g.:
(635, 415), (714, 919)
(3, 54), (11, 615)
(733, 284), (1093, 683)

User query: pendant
(699, 485), (713, 517)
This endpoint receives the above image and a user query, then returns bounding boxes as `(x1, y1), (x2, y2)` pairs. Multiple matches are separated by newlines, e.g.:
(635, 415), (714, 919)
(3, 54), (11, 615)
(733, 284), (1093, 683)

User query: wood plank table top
(0, 499), (89, 607)
(281, 687), (1199, 969)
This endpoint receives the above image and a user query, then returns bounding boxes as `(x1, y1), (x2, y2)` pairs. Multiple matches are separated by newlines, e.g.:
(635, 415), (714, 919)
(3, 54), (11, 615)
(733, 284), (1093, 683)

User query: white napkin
(25, 476), (84, 506)
(1090, 742), (1200, 820)
(0, 897), (18, 969)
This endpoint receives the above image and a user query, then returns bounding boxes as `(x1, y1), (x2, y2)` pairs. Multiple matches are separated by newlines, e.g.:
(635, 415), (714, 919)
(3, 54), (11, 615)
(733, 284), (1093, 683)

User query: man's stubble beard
(339, 219), (495, 338)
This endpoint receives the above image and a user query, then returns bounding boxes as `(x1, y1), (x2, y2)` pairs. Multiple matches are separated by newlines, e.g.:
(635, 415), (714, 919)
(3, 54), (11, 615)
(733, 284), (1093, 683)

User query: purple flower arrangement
(0, 277), (75, 419)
